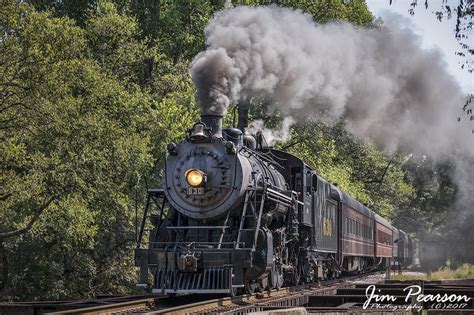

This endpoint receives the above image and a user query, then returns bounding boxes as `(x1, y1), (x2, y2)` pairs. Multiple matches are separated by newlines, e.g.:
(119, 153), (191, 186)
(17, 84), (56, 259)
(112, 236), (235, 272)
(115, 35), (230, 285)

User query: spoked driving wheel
(228, 267), (238, 297)
(244, 280), (257, 294)
(270, 264), (284, 290)
(284, 266), (301, 286)
(256, 276), (268, 293)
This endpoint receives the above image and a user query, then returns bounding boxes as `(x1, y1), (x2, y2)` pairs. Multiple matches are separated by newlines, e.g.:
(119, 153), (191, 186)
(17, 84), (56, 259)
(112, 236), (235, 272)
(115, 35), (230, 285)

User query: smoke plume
(190, 5), (473, 159)
(190, 5), (474, 259)
(248, 117), (295, 146)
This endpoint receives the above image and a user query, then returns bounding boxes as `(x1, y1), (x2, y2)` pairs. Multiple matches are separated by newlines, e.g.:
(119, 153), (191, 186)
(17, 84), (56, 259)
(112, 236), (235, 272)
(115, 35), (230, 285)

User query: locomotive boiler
(135, 108), (413, 295)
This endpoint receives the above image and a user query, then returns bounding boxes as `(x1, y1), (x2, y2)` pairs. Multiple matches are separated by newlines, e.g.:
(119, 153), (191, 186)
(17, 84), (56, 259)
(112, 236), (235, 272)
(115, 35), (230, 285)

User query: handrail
(166, 226), (230, 229)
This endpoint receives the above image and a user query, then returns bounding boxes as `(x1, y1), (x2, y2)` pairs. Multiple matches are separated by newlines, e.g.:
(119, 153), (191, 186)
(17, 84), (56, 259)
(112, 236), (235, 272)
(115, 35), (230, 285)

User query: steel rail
(142, 271), (386, 315)
(46, 297), (158, 315)
(7, 271), (384, 315)
(144, 288), (292, 315)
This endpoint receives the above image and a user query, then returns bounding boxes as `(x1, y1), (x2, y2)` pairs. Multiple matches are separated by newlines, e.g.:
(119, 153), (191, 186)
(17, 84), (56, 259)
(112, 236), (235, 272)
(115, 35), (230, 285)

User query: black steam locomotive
(135, 108), (412, 295)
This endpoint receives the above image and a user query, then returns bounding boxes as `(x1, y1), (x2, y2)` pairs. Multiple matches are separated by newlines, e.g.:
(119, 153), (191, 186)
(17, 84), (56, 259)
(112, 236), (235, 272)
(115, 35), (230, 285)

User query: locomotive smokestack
(201, 114), (223, 137)
(237, 104), (249, 132)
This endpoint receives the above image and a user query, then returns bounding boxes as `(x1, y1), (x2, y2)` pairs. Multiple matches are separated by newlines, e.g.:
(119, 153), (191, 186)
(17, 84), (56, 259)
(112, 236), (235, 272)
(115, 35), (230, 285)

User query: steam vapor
(190, 5), (472, 159)
(189, 4), (474, 265)
(190, 6), (473, 233)
(248, 117), (295, 146)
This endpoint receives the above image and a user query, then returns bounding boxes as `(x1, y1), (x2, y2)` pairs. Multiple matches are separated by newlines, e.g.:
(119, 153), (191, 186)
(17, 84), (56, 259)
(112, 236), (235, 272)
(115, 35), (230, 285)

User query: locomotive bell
(190, 122), (207, 140)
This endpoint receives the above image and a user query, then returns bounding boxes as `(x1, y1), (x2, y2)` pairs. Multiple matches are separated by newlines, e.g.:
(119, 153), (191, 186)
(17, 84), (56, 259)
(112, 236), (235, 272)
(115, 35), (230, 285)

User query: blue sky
(366, 0), (472, 94)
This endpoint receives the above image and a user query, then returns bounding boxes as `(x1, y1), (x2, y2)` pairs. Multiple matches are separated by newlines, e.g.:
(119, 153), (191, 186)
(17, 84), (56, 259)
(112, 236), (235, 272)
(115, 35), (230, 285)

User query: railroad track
(11, 271), (473, 315)
(155, 275), (474, 315)
(145, 272), (385, 315)
(37, 271), (385, 315)
(47, 297), (157, 315)
(0, 295), (161, 315)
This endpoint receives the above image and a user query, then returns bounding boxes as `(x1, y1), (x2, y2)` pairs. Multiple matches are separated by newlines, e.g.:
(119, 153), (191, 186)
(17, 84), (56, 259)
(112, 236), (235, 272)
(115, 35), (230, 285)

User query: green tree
(279, 121), (414, 219)
(0, 0), (205, 300)
(84, 0), (150, 84)
(1, 1), (130, 299)
(152, 1), (214, 62)
(234, 0), (374, 25)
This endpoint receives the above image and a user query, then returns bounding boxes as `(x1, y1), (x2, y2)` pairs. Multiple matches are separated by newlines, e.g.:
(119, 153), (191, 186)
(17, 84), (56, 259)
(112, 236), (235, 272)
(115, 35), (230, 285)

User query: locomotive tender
(135, 108), (412, 295)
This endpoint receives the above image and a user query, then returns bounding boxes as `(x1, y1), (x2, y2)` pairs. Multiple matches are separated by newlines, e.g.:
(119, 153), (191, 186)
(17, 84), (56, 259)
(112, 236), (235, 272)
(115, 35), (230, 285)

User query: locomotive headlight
(185, 169), (206, 187)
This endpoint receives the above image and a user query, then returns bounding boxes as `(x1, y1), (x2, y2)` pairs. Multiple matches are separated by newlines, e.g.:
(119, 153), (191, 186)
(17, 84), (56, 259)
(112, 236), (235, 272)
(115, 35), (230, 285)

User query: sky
(366, 0), (472, 95)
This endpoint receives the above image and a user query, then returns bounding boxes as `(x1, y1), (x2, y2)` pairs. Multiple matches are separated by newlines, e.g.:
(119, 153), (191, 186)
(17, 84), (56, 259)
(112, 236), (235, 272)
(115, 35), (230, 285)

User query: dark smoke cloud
(190, 5), (474, 261)
(190, 5), (473, 160)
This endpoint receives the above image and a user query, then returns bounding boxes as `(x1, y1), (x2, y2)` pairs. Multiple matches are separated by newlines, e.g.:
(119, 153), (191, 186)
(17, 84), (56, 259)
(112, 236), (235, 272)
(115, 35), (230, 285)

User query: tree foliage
(0, 0), (196, 299)
(400, 0), (473, 72)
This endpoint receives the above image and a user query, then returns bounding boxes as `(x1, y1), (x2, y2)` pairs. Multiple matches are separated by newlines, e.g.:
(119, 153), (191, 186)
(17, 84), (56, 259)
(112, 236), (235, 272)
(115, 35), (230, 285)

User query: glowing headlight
(185, 169), (205, 187)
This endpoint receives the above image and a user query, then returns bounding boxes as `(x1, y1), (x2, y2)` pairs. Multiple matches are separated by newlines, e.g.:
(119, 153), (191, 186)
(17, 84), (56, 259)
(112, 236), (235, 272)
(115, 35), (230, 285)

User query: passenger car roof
(375, 213), (394, 230)
(330, 186), (375, 219)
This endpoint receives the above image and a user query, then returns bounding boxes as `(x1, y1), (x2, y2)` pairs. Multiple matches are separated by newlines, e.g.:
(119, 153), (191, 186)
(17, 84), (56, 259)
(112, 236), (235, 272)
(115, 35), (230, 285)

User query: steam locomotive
(135, 108), (413, 295)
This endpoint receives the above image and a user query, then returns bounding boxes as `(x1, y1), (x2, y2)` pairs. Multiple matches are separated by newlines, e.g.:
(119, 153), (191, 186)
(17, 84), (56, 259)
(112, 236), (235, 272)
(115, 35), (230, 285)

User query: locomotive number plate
(187, 187), (205, 195)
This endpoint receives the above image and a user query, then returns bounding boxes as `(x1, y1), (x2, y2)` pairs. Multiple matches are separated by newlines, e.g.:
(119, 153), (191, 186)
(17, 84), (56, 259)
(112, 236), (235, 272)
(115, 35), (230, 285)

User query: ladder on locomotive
(234, 182), (297, 251)
(235, 183), (267, 252)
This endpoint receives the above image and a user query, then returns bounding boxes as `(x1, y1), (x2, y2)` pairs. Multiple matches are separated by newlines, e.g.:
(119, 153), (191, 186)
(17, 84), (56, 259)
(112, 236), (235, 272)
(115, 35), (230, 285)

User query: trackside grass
(393, 264), (474, 281)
